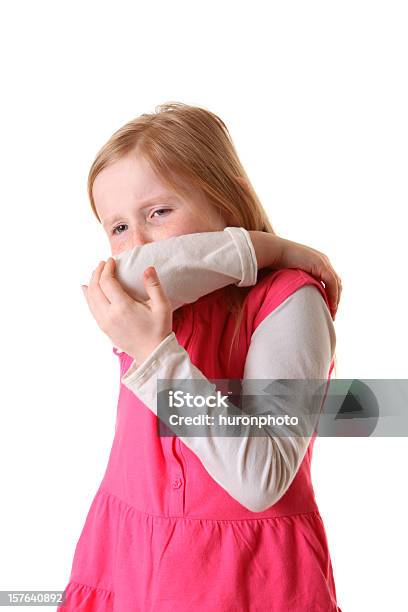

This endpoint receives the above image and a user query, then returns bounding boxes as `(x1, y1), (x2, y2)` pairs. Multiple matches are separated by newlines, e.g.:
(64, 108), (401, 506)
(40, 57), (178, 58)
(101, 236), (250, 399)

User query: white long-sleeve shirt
(110, 228), (336, 512)
(113, 226), (257, 311)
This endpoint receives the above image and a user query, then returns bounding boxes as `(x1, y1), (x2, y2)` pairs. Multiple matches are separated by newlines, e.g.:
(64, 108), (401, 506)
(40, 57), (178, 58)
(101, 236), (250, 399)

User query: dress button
(172, 477), (183, 489)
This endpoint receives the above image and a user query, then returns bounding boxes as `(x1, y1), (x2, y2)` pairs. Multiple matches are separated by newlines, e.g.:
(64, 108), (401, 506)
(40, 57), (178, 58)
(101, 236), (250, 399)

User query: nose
(110, 227), (154, 257)
(130, 227), (154, 249)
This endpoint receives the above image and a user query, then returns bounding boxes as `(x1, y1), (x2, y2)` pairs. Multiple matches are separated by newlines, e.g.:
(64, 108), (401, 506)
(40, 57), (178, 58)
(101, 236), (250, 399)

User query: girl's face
(93, 152), (227, 256)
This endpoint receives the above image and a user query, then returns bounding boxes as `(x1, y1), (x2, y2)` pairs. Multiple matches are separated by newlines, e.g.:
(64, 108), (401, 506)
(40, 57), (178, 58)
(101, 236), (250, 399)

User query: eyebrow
(101, 193), (177, 228)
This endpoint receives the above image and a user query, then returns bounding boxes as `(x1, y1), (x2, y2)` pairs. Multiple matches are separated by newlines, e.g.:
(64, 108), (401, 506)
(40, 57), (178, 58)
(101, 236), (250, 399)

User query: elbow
(235, 453), (301, 513)
(235, 476), (295, 514)
(214, 440), (304, 513)
(240, 490), (286, 514)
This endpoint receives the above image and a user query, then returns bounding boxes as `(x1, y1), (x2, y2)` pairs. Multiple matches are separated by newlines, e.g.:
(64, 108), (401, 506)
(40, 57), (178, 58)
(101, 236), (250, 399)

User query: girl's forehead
(93, 155), (180, 216)
(94, 154), (165, 195)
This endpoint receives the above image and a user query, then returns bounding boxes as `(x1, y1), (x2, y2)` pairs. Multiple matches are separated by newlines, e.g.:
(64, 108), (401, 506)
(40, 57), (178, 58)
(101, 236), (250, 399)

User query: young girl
(59, 103), (342, 611)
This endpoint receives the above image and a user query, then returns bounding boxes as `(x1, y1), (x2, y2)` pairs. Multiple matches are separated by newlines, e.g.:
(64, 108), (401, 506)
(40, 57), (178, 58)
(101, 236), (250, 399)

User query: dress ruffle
(58, 580), (114, 610)
(58, 488), (341, 611)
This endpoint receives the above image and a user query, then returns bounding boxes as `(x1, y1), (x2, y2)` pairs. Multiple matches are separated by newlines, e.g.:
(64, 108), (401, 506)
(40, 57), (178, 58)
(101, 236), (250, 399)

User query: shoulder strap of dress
(248, 268), (331, 334)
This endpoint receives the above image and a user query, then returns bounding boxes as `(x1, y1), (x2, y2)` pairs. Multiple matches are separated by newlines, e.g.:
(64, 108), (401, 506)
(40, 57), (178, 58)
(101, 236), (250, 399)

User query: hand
(249, 231), (342, 320)
(81, 258), (173, 365)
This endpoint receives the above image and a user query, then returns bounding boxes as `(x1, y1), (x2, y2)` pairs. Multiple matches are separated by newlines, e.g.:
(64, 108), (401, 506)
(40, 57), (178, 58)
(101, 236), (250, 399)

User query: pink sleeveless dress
(59, 268), (342, 611)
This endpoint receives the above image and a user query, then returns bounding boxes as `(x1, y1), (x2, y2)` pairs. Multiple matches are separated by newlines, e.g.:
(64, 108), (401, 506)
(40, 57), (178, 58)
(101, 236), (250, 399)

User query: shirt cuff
(223, 226), (258, 287)
(120, 331), (180, 406)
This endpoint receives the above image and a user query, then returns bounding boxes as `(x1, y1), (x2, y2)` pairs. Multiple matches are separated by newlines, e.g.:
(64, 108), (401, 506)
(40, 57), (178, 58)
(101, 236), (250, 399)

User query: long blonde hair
(87, 102), (337, 375)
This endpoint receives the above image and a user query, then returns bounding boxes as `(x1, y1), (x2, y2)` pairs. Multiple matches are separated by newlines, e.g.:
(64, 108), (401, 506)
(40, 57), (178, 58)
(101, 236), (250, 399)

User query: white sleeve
(113, 226), (257, 312)
(120, 284), (336, 513)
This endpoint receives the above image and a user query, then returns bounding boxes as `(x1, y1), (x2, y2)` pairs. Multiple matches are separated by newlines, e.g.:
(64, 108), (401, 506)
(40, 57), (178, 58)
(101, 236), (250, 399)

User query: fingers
(331, 268), (342, 315)
(319, 267), (342, 319)
(83, 261), (111, 324)
(143, 266), (171, 311)
(338, 275), (343, 298)
(313, 252), (342, 320)
(99, 257), (133, 305)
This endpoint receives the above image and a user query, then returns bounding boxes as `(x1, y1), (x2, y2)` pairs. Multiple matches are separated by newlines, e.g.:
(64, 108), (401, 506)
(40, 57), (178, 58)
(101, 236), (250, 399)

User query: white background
(0, 1), (407, 610)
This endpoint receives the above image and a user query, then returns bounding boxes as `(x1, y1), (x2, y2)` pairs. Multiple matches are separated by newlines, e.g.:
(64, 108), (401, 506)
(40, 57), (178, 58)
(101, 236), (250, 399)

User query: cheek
(164, 222), (201, 238)
(154, 213), (198, 237)
(177, 203), (224, 233)
(110, 238), (131, 256)
(170, 211), (210, 234)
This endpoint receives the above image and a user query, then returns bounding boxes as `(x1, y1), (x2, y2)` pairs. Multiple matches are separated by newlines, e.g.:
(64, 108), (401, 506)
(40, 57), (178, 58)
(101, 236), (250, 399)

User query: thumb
(143, 266), (169, 309)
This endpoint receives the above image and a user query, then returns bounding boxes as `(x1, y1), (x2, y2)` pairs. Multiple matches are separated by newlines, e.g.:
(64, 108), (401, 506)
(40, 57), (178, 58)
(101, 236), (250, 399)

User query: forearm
(247, 230), (283, 270)
(119, 286), (336, 513)
(113, 226), (258, 312)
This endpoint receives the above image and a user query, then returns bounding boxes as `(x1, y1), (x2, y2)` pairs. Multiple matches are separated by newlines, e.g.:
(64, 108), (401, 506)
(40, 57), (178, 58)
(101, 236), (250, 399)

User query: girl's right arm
(119, 282), (336, 513)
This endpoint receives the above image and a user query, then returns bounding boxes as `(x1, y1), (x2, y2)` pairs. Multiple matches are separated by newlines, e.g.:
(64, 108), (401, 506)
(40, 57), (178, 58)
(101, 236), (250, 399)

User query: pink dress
(59, 268), (342, 611)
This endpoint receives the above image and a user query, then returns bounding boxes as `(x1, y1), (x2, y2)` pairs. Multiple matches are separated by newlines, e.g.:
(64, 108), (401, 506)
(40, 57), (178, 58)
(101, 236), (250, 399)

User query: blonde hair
(87, 101), (337, 375)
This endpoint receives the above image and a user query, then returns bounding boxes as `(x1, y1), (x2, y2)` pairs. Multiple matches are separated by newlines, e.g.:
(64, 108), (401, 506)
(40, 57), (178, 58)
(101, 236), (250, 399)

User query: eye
(112, 223), (128, 235)
(151, 207), (172, 219)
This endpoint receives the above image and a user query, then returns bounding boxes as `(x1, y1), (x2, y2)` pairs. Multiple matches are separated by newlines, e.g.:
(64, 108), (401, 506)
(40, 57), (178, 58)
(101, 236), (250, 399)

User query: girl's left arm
(110, 227), (341, 323)
(120, 283), (336, 513)
(112, 226), (258, 314)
